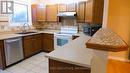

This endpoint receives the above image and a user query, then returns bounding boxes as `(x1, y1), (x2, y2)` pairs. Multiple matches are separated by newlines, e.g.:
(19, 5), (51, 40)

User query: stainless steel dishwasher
(4, 37), (24, 66)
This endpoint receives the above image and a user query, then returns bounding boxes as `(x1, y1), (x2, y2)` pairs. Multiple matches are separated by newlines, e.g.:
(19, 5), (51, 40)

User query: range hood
(57, 12), (77, 17)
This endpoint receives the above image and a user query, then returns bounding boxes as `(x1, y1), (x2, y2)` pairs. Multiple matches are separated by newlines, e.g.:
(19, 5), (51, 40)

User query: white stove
(54, 26), (78, 49)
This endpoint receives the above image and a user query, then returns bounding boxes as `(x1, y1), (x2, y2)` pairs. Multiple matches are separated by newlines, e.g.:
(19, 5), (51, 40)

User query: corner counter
(46, 33), (93, 68)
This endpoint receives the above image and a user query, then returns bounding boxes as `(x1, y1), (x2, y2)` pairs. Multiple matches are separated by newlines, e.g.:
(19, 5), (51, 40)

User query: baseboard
(108, 56), (130, 62)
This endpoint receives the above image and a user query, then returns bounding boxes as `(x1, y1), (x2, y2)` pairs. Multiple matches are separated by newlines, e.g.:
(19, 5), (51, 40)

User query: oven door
(54, 35), (72, 49)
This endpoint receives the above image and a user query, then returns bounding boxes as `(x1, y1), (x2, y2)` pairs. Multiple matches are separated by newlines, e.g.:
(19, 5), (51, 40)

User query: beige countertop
(45, 34), (93, 68)
(0, 29), (82, 40)
(0, 29), (93, 68)
(0, 29), (60, 40)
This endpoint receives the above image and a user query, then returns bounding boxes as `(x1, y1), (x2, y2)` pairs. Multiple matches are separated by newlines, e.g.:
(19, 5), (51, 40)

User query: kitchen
(0, 0), (130, 73)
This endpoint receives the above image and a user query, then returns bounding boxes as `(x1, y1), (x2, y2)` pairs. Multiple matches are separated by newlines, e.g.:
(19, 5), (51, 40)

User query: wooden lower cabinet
(23, 35), (33, 58)
(23, 34), (42, 58)
(33, 34), (42, 54)
(42, 33), (54, 52)
(49, 59), (91, 73)
(0, 40), (6, 70)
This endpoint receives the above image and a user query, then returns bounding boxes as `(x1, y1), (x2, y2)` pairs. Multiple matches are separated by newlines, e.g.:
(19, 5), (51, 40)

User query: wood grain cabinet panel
(31, 5), (37, 23)
(31, 4), (46, 23)
(42, 33), (54, 52)
(67, 3), (77, 12)
(46, 4), (58, 22)
(49, 59), (91, 73)
(23, 34), (42, 58)
(92, 0), (104, 24)
(85, 0), (104, 24)
(85, 0), (93, 23)
(58, 4), (67, 12)
(36, 6), (46, 21)
(0, 40), (6, 70)
(33, 34), (42, 53)
(77, 2), (86, 22)
(23, 35), (33, 58)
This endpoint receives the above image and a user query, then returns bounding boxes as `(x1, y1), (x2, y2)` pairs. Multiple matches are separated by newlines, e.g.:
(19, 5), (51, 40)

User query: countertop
(45, 33), (93, 68)
(86, 28), (129, 52)
(0, 29), (82, 40)
(0, 29), (60, 40)
(0, 29), (93, 68)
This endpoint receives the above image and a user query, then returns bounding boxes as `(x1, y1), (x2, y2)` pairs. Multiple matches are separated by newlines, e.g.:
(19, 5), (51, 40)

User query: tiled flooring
(0, 52), (49, 73)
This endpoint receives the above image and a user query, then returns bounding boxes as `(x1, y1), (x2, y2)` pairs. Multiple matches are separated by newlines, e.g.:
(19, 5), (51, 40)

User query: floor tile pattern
(0, 52), (49, 73)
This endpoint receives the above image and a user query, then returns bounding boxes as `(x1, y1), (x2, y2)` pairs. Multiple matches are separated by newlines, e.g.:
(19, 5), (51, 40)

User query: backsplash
(33, 21), (86, 31)
(0, 22), (86, 33)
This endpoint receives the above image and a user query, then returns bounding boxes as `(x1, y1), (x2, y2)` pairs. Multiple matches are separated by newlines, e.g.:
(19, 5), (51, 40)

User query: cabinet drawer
(43, 33), (54, 39)
(23, 35), (33, 40)
(34, 34), (42, 39)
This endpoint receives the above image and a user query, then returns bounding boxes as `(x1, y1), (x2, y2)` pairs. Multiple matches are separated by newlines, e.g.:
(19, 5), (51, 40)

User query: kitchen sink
(16, 31), (37, 34)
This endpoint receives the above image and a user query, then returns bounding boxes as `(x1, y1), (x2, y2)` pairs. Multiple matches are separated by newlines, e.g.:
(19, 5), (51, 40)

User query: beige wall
(107, 0), (130, 61)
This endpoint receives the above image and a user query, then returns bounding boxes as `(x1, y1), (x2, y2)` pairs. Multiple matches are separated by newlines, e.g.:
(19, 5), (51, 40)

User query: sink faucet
(22, 23), (30, 32)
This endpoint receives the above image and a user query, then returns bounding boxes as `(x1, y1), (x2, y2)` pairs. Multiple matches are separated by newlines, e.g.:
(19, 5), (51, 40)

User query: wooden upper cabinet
(36, 5), (46, 21)
(67, 3), (77, 12)
(46, 4), (58, 22)
(77, 2), (86, 22)
(31, 4), (46, 22)
(58, 4), (67, 12)
(58, 3), (76, 12)
(85, 0), (104, 24)
(93, 0), (104, 24)
(85, 0), (93, 23)
(31, 5), (37, 23)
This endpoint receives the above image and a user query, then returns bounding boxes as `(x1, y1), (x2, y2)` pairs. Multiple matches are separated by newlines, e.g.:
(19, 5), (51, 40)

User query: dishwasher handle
(5, 38), (22, 43)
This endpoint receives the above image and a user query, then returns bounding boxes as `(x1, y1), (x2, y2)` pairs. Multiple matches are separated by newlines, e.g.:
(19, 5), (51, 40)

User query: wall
(107, 0), (130, 61)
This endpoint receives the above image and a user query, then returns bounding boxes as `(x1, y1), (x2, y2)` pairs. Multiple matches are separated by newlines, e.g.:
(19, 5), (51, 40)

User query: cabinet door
(42, 33), (54, 52)
(85, 0), (104, 24)
(85, 0), (93, 23)
(33, 34), (42, 53)
(36, 5), (46, 21)
(0, 40), (6, 69)
(93, 0), (104, 24)
(58, 4), (67, 12)
(31, 5), (37, 23)
(23, 36), (33, 58)
(77, 2), (86, 22)
(46, 4), (58, 22)
(67, 3), (76, 12)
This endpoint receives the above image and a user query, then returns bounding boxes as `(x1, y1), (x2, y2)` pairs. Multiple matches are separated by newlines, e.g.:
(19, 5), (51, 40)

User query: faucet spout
(22, 23), (30, 32)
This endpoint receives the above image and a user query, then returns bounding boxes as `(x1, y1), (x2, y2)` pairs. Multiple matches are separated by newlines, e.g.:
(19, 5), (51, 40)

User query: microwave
(83, 24), (102, 36)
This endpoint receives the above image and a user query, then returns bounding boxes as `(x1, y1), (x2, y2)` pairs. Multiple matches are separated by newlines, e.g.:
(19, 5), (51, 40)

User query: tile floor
(0, 52), (49, 73)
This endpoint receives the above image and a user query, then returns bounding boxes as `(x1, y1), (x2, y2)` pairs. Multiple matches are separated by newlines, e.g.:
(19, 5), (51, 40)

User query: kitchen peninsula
(46, 28), (128, 73)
